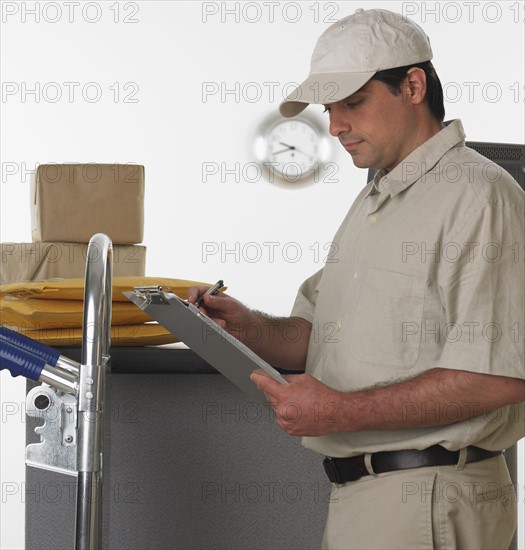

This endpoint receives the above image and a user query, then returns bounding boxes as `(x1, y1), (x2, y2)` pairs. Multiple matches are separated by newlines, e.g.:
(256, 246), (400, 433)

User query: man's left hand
(251, 370), (345, 436)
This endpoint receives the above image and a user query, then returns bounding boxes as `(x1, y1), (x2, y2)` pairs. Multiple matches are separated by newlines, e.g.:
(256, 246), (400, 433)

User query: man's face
(324, 79), (419, 171)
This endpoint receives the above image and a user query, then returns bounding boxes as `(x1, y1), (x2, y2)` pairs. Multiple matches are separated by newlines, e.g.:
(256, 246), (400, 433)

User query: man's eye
(345, 100), (361, 109)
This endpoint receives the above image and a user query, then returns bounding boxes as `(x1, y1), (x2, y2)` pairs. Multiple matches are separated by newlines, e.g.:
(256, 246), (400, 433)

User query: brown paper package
(0, 242), (146, 285)
(31, 163), (144, 243)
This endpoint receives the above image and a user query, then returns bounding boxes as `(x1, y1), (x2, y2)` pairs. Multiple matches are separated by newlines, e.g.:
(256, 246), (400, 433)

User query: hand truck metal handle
(76, 233), (113, 550)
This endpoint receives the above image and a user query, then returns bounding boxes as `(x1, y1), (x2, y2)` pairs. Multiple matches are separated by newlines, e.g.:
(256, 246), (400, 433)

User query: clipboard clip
(131, 286), (174, 308)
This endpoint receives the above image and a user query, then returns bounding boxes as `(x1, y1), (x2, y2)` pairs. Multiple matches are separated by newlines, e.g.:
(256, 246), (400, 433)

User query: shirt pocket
(348, 267), (427, 369)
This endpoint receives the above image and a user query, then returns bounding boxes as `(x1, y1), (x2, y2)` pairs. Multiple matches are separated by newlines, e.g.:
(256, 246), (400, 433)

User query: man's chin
(349, 155), (373, 170)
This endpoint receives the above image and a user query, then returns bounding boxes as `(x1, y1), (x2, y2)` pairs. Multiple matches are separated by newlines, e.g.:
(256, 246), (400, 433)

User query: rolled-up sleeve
(290, 268), (324, 324)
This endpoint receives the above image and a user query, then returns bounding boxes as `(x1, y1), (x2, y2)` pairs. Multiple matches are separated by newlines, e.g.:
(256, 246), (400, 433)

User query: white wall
(1, 1), (524, 548)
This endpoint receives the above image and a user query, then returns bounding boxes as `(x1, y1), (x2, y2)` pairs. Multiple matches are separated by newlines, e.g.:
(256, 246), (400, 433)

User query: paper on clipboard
(124, 287), (287, 403)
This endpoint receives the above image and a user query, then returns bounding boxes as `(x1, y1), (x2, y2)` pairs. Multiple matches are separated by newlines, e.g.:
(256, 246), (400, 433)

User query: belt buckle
(323, 457), (342, 483)
(323, 457), (363, 483)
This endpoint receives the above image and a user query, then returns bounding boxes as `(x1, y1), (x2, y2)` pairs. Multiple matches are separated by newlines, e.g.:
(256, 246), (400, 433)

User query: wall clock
(254, 111), (332, 185)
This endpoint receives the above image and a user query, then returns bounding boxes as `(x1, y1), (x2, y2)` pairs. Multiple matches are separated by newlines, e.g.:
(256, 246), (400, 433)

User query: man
(189, 9), (525, 549)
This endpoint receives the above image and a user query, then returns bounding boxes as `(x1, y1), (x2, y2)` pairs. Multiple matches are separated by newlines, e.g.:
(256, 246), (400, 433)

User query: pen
(195, 279), (224, 308)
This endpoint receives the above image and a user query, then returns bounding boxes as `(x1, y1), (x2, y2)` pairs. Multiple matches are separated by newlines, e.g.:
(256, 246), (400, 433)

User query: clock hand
(272, 148), (293, 155)
(279, 141), (310, 157)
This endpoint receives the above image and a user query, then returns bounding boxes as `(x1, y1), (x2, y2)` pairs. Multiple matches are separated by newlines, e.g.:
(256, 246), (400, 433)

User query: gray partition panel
(26, 370), (330, 550)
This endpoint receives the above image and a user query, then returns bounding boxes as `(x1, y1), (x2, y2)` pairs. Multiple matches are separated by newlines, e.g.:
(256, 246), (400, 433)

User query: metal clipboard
(124, 287), (288, 403)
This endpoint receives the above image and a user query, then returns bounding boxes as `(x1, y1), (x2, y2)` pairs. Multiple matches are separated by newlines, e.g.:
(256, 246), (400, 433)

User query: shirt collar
(364, 119), (466, 199)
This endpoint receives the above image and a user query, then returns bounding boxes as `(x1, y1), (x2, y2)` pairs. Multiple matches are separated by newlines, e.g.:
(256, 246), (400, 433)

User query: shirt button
(369, 216), (377, 224)
(353, 272), (358, 279)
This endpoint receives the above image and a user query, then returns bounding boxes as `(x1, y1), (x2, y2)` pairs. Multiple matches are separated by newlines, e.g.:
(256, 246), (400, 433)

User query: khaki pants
(321, 454), (516, 550)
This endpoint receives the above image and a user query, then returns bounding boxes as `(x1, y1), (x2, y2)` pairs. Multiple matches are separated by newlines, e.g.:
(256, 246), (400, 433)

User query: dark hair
(371, 61), (445, 122)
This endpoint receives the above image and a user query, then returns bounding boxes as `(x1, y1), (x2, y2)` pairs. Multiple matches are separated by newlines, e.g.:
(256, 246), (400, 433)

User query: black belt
(323, 445), (502, 484)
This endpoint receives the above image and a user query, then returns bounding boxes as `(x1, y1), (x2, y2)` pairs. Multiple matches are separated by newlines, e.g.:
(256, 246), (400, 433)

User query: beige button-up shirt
(292, 120), (525, 457)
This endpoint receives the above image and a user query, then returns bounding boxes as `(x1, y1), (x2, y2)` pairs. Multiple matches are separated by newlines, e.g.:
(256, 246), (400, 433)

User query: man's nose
(329, 110), (351, 137)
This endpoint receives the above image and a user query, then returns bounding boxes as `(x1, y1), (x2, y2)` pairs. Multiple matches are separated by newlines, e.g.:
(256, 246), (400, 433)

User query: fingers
(251, 373), (279, 412)
(187, 286), (211, 304)
(201, 291), (224, 305)
(201, 292), (238, 315)
(209, 317), (226, 329)
(251, 370), (281, 399)
(251, 370), (291, 386)
(250, 369), (273, 385)
(188, 288), (232, 318)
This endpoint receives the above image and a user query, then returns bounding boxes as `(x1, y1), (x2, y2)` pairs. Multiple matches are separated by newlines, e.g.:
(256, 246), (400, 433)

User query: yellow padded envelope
(0, 276), (212, 301)
(0, 276), (217, 347)
(0, 298), (151, 329)
(8, 323), (178, 347)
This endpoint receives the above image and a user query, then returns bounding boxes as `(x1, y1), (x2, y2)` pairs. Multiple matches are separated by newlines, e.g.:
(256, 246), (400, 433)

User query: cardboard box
(0, 242), (146, 285)
(31, 163), (144, 243)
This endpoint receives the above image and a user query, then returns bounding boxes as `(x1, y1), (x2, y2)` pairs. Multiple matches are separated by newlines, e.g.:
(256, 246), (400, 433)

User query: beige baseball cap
(279, 8), (433, 118)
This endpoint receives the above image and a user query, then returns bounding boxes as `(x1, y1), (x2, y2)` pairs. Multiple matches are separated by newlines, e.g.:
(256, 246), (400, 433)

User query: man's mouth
(342, 140), (364, 151)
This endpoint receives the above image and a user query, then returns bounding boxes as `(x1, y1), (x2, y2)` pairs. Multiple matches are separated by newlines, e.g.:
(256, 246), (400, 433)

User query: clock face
(266, 119), (320, 180)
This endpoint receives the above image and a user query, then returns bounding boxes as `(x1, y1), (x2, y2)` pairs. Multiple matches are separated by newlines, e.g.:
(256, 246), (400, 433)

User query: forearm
(341, 367), (525, 432)
(190, 289), (311, 371)
(243, 312), (311, 371)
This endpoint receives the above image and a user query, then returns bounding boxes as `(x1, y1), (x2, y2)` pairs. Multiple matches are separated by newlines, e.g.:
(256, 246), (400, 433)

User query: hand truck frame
(1, 233), (113, 550)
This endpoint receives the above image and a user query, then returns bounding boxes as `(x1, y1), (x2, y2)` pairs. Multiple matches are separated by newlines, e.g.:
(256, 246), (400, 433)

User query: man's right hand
(187, 286), (254, 342)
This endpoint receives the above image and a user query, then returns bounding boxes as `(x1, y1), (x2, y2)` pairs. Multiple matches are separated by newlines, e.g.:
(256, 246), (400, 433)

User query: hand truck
(1, 233), (113, 550)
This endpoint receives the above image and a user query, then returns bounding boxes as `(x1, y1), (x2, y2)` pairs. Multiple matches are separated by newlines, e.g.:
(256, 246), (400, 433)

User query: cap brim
(279, 71), (375, 118)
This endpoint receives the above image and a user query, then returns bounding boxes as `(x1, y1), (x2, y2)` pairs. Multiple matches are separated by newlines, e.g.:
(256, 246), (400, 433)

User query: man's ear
(403, 67), (427, 105)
